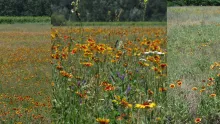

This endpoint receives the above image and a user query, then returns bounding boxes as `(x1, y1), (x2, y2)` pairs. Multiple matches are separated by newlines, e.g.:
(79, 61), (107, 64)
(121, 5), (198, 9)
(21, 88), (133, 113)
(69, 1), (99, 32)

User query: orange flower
(81, 62), (93, 67)
(113, 96), (132, 108)
(123, 63), (128, 67)
(169, 84), (175, 88)
(116, 113), (127, 121)
(100, 81), (109, 86)
(200, 89), (205, 93)
(87, 38), (95, 43)
(100, 82), (115, 91)
(51, 82), (55, 87)
(75, 91), (88, 99)
(207, 82), (214, 86)
(210, 93), (216, 97)
(56, 65), (63, 70)
(177, 80), (182, 86)
(96, 118), (110, 124)
(104, 85), (115, 91)
(208, 77), (214, 81)
(159, 87), (167, 92)
(194, 118), (201, 123)
(120, 99), (132, 108)
(160, 63), (167, 69)
(148, 89), (154, 95)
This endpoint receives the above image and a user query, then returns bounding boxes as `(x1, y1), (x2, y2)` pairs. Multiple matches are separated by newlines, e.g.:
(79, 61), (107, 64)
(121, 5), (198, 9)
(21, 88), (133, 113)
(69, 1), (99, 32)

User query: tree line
(0, 0), (51, 16)
(51, 0), (166, 25)
(0, 0), (167, 24)
(168, 0), (220, 6)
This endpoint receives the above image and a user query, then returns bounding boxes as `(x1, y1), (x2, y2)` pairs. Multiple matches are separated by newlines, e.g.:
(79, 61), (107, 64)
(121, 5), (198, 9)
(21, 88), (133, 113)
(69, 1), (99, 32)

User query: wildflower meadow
(51, 25), (168, 123)
(0, 24), (52, 123)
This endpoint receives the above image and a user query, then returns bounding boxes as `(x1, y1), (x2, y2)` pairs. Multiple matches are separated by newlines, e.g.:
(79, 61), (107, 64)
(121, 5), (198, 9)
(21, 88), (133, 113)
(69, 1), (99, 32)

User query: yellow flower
(200, 89), (205, 93)
(112, 100), (119, 104)
(135, 102), (156, 109)
(81, 62), (93, 67)
(96, 118), (110, 124)
(135, 104), (146, 108)
(51, 82), (55, 87)
(143, 63), (149, 67)
(127, 103), (132, 108)
(192, 87), (198, 91)
(149, 102), (156, 108)
(155, 117), (161, 121)
(15, 122), (23, 124)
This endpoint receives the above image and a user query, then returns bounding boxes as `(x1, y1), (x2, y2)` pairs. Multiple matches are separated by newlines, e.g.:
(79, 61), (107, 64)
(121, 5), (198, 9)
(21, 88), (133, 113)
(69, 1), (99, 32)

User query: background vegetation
(167, 0), (220, 6)
(51, 0), (167, 25)
(0, 0), (51, 16)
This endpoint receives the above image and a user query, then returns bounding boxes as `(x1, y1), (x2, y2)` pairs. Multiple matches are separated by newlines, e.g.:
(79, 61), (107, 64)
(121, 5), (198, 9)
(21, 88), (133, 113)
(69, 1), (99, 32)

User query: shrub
(51, 13), (67, 26)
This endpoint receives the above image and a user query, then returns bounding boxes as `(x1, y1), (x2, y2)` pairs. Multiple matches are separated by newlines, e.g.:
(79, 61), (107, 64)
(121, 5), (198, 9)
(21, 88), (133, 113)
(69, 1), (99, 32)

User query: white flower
(143, 52), (150, 55)
(156, 51), (165, 55)
(68, 78), (72, 81)
(139, 58), (146, 61)
(71, 1), (75, 6)
(143, 51), (165, 55)
(71, 9), (74, 13)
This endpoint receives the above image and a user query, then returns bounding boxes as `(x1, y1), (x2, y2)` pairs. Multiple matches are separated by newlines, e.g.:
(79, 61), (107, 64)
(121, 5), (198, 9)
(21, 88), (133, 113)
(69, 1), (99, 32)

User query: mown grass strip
(66, 21), (167, 26)
(0, 16), (51, 24)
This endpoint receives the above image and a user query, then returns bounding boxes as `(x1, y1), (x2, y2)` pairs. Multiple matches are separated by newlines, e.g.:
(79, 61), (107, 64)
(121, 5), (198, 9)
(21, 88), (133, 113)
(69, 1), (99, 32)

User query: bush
(51, 13), (67, 26)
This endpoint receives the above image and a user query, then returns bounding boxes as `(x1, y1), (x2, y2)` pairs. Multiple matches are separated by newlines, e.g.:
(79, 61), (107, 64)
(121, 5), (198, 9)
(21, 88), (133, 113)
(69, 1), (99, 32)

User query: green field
(167, 7), (220, 123)
(0, 24), (51, 123)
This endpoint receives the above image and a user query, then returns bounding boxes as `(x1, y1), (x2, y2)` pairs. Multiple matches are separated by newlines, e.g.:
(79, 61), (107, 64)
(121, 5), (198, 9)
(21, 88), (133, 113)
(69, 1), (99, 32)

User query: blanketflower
(96, 118), (110, 124)
(194, 118), (201, 123)
(169, 84), (175, 88)
(81, 62), (93, 67)
(135, 102), (156, 109)
(210, 93), (216, 97)
(177, 80), (182, 86)
(192, 87), (198, 91)
(113, 96), (132, 108)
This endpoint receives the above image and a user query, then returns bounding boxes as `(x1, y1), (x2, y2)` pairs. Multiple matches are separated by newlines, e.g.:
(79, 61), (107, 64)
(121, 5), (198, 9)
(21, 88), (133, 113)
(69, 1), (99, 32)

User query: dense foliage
(168, 0), (220, 6)
(0, 0), (51, 16)
(51, 0), (166, 25)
